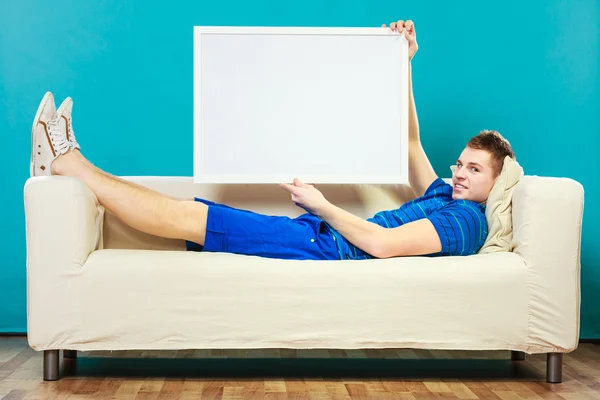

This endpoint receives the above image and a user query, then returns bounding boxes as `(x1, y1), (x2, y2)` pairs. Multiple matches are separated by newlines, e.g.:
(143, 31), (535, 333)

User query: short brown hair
(467, 130), (515, 177)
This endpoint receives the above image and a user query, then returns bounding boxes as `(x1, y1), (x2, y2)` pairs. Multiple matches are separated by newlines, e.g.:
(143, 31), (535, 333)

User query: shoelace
(47, 118), (71, 155)
(66, 117), (80, 148)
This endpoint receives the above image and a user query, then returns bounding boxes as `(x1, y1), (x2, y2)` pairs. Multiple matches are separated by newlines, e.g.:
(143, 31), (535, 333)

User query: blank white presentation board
(193, 26), (409, 184)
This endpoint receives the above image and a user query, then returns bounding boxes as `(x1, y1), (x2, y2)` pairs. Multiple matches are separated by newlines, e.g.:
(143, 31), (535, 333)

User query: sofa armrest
(512, 176), (584, 353)
(24, 176), (105, 349)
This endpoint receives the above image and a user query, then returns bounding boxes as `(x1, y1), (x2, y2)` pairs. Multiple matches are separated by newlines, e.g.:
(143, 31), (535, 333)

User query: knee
(173, 199), (208, 244)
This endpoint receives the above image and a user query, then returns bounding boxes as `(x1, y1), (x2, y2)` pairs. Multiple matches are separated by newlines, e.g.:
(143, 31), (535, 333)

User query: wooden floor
(1, 337), (600, 399)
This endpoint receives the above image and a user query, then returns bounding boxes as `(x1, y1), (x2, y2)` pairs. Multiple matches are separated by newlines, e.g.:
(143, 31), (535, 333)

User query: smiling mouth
(454, 183), (468, 190)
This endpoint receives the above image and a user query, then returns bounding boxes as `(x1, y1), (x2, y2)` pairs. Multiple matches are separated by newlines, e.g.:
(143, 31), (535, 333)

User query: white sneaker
(57, 97), (81, 150)
(30, 92), (73, 177)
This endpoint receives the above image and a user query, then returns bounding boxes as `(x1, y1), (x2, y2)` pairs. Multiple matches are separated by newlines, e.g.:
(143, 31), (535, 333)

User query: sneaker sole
(30, 92), (53, 177)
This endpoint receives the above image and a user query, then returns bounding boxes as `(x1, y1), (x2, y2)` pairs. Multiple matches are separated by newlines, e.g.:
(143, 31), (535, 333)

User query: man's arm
(280, 179), (442, 258)
(407, 64), (438, 197)
(318, 203), (442, 258)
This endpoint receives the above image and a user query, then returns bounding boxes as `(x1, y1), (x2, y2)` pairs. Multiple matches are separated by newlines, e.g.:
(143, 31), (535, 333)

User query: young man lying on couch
(29, 19), (515, 261)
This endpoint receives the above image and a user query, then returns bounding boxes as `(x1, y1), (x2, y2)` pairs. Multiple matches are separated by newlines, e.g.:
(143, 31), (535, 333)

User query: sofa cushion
(29, 249), (527, 352)
(451, 156), (523, 254)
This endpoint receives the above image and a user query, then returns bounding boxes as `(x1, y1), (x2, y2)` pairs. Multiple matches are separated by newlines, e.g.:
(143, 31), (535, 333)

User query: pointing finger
(279, 183), (297, 194)
(293, 177), (308, 187)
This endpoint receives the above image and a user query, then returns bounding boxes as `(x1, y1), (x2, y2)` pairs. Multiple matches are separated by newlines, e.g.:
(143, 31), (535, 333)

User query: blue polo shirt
(327, 178), (488, 259)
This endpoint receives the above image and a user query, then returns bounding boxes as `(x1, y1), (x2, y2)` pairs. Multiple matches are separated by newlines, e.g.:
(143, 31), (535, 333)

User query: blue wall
(1, 1), (598, 337)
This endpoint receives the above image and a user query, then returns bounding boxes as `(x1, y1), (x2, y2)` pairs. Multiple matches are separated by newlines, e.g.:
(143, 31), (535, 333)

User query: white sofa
(24, 175), (584, 383)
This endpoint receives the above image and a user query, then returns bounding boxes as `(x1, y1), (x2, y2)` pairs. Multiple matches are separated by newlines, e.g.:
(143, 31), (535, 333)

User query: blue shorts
(185, 198), (341, 260)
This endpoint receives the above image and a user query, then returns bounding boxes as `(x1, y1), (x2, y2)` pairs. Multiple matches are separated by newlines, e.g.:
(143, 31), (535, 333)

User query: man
(30, 19), (514, 261)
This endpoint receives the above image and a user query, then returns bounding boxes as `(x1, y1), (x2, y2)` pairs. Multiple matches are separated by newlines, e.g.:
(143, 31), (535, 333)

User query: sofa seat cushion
(36, 250), (531, 352)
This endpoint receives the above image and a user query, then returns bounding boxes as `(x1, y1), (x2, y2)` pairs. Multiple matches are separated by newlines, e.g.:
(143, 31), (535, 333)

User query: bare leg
(77, 155), (180, 201)
(51, 149), (208, 245)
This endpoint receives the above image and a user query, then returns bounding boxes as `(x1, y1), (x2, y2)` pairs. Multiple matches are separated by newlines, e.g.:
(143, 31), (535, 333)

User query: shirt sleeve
(424, 178), (454, 201)
(426, 203), (488, 256)
(424, 178), (446, 195)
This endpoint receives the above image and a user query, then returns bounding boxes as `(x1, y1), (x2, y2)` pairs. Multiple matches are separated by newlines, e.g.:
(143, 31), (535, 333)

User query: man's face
(452, 147), (497, 203)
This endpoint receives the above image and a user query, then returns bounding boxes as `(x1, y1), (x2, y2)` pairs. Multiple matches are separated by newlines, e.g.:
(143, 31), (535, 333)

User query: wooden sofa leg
(64, 350), (77, 359)
(547, 353), (563, 383)
(511, 351), (525, 361)
(43, 350), (59, 381)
